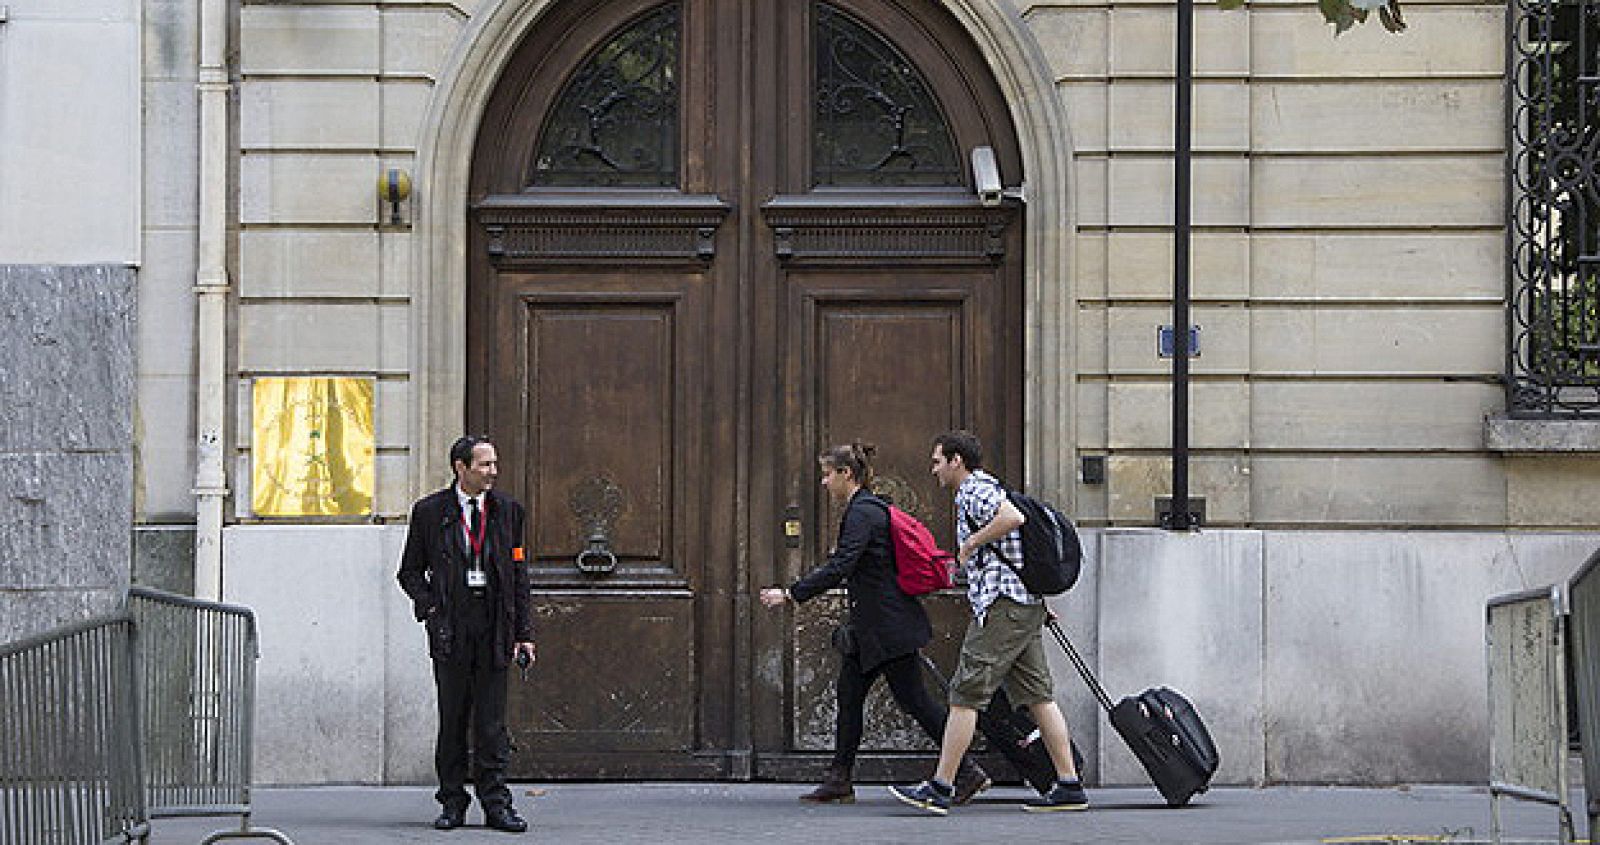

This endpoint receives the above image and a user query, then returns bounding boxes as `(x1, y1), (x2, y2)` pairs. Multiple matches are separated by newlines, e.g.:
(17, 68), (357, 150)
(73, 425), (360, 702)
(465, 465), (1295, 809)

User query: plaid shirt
(954, 471), (1039, 623)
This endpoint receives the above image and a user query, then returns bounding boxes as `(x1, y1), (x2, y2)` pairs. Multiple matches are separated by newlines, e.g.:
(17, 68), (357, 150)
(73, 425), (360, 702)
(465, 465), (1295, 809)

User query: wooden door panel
(780, 270), (1011, 764)
(498, 276), (712, 773)
(786, 273), (1004, 546)
(816, 303), (962, 540)
(789, 594), (977, 754)
(492, 273), (708, 588)
(509, 596), (697, 764)
(526, 304), (674, 570)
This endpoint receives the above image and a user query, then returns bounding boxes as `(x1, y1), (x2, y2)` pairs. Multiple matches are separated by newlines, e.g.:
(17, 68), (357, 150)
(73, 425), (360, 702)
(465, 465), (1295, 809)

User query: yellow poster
(252, 377), (375, 517)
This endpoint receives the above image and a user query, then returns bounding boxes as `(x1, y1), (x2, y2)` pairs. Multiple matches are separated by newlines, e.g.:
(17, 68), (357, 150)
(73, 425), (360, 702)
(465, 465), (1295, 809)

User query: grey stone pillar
(0, 265), (136, 644)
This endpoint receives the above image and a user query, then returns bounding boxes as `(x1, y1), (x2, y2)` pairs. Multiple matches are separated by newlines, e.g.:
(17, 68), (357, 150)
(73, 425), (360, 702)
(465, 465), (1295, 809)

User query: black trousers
(832, 650), (948, 769)
(432, 595), (512, 812)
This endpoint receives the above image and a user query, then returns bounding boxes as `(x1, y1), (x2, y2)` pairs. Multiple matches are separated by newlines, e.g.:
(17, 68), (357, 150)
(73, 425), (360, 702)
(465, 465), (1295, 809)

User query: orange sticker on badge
(512, 547), (525, 562)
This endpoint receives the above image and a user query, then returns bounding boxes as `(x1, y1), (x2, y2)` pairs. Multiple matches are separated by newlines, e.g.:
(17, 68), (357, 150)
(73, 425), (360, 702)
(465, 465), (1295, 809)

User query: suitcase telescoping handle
(1046, 616), (1115, 714)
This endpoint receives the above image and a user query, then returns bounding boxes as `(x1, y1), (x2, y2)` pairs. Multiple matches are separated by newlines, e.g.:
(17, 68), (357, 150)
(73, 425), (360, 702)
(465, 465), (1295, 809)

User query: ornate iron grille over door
(1509, 0), (1600, 414)
(812, 3), (962, 187)
(530, 3), (680, 187)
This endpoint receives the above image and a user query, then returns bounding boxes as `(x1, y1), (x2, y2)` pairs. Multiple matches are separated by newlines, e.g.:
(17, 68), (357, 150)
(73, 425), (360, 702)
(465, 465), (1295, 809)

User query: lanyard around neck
(463, 498), (487, 561)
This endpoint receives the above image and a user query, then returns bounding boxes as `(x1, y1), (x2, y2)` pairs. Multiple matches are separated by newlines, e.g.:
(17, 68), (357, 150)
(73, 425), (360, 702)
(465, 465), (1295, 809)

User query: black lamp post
(1165, 0), (1199, 530)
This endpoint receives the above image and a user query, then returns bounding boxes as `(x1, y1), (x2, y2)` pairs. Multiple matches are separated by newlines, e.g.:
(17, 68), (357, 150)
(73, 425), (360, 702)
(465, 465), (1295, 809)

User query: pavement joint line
(1322, 837), (1457, 843)
(1323, 839), (1590, 845)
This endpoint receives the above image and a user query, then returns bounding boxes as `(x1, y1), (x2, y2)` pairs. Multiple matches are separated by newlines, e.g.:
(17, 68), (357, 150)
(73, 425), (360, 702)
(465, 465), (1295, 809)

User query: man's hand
(759, 588), (789, 608)
(960, 501), (1024, 567)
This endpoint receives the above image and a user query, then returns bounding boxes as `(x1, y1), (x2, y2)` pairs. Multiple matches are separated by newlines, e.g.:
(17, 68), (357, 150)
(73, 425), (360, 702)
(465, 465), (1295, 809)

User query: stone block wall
(0, 265), (137, 643)
(220, 523), (1600, 785)
(138, 0), (201, 524)
(222, 524), (427, 784)
(1075, 529), (1600, 786)
(1030, 0), (1580, 529)
(0, 1), (141, 264)
(217, 0), (1597, 530)
(230, 1), (467, 520)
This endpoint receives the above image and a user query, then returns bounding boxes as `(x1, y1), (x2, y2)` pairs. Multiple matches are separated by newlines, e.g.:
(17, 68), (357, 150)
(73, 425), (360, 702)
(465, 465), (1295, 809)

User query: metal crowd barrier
(0, 613), (150, 845)
(1487, 584), (1576, 845)
(1569, 547), (1600, 843)
(126, 587), (292, 844)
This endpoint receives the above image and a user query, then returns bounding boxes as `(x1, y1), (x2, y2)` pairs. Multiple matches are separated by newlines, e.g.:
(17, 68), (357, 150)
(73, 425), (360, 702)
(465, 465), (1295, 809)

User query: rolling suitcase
(919, 653), (1084, 795)
(1046, 619), (1219, 806)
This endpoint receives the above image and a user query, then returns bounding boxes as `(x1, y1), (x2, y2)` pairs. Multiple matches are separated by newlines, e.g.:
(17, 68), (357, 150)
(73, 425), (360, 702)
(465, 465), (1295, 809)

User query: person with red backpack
(759, 441), (989, 806)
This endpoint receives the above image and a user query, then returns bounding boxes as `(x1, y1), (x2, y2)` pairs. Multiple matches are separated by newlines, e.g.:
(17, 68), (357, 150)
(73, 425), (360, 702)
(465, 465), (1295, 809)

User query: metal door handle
(575, 529), (618, 574)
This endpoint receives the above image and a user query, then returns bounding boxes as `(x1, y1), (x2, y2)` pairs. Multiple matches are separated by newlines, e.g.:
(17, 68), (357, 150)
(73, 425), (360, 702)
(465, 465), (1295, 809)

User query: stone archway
(410, 0), (1078, 501)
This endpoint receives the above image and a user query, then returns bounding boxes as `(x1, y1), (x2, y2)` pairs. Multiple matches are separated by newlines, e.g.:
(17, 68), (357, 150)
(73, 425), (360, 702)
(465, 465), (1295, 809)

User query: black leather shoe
(484, 806), (528, 833)
(433, 808), (466, 830)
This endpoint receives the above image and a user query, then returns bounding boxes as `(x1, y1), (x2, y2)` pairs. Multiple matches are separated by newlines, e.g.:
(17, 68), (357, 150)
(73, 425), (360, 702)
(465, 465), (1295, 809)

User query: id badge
(465, 568), (488, 588)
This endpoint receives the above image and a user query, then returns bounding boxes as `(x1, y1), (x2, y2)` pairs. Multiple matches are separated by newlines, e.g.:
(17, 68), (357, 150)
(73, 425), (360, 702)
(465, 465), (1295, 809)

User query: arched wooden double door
(468, 0), (1024, 779)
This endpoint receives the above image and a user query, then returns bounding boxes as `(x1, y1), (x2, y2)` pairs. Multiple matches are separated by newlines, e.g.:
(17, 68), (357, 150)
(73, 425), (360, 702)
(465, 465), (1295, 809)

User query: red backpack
(882, 504), (955, 596)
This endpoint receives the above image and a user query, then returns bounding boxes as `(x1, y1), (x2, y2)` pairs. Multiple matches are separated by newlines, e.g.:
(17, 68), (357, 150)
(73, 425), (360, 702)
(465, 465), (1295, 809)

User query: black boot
(799, 764), (856, 804)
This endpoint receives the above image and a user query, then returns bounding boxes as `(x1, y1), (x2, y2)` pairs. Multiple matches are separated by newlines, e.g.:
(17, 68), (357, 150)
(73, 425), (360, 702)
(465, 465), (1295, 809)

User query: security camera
(971, 146), (1002, 207)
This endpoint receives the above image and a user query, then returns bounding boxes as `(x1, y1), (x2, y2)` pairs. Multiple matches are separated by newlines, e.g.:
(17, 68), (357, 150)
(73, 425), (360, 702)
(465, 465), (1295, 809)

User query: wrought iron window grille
(1509, 0), (1600, 415)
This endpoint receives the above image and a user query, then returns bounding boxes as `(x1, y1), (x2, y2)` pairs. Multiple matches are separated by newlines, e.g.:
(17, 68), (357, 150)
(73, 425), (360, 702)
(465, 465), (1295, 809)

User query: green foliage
(1215, 0), (1406, 34)
(1532, 284), (1600, 378)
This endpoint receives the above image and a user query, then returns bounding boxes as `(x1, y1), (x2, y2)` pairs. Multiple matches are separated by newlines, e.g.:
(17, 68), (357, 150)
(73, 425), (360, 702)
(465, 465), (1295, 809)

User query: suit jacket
(397, 485), (534, 668)
(789, 489), (932, 672)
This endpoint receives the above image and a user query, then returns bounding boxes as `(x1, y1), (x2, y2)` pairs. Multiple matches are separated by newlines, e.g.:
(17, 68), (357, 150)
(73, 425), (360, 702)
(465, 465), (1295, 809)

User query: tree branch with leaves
(1217, 0), (1407, 34)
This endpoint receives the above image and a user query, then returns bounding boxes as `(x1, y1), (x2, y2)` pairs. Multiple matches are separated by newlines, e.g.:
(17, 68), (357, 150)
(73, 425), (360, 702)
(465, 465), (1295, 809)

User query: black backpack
(968, 486), (1082, 596)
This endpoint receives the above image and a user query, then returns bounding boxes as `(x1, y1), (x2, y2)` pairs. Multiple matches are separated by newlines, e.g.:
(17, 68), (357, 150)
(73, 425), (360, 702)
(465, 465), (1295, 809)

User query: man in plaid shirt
(891, 430), (1088, 815)
(953, 461), (1035, 625)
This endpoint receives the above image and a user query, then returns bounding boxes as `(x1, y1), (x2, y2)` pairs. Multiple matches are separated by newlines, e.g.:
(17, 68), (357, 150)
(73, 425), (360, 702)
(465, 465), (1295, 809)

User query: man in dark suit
(398, 435), (536, 833)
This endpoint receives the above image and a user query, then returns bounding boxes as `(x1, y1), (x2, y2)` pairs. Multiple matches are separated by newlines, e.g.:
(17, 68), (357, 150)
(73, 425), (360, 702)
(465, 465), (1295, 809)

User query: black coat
(397, 486), (534, 668)
(789, 489), (932, 672)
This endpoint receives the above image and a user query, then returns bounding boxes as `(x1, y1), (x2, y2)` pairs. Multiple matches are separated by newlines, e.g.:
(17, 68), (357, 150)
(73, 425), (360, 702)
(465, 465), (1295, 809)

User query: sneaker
(1023, 780), (1090, 812)
(952, 762), (992, 806)
(888, 781), (952, 816)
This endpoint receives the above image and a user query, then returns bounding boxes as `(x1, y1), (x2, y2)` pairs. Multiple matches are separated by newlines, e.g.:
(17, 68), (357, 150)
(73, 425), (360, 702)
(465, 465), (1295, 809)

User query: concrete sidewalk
(145, 782), (1581, 845)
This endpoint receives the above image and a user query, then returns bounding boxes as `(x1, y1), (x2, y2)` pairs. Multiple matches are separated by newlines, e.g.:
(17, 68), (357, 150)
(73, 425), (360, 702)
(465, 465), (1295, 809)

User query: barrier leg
(199, 831), (295, 844)
(1490, 789), (1503, 845)
(198, 817), (296, 845)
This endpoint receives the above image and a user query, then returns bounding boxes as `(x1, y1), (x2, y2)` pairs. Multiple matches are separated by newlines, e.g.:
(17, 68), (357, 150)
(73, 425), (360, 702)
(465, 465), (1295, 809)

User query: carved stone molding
(762, 193), (1014, 264)
(475, 193), (729, 265)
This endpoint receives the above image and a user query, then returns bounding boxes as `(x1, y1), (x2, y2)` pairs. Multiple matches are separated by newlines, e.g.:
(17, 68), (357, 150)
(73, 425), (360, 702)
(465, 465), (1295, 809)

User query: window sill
(1485, 415), (1600, 453)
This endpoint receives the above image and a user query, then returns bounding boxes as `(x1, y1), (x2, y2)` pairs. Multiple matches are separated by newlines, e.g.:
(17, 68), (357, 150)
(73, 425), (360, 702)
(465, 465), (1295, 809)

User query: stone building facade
(3, 0), (1598, 787)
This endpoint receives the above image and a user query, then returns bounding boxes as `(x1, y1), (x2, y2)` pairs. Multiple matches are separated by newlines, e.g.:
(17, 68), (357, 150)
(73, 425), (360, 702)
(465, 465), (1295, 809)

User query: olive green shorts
(948, 597), (1054, 710)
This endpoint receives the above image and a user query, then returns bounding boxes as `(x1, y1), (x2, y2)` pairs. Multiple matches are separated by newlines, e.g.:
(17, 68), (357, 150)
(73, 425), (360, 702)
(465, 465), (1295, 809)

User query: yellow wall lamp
(379, 167), (412, 226)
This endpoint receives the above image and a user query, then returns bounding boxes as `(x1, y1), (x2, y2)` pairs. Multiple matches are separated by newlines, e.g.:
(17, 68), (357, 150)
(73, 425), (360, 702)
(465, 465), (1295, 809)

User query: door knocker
(569, 476), (623, 575)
